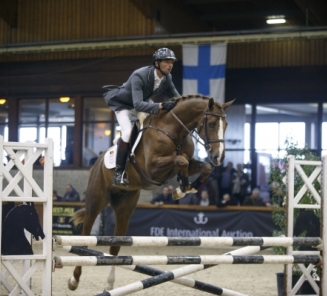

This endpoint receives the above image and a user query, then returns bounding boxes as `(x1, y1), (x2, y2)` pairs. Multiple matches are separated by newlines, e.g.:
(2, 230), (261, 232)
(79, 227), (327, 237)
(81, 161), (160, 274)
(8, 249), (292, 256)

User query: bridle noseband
(200, 110), (226, 152)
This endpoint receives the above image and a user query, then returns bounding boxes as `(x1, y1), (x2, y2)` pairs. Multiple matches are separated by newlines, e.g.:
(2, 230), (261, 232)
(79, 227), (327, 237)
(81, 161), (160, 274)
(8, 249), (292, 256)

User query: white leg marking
(106, 266), (116, 291)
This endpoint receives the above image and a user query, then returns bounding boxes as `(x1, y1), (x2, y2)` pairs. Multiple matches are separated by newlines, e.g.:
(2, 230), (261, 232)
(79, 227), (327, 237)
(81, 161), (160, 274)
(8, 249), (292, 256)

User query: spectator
(151, 186), (177, 206)
(198, 190), (210, 206)
(232, 163), (250, 205)
(63, 184), (80, 202)
(243, 188), (266, 206)
(53, 190), (63, 201)
(217, 193), (238, 207)
(65, 139), (74, 165)
(202, 165), (221, 204)
(219, 162), (236, 200)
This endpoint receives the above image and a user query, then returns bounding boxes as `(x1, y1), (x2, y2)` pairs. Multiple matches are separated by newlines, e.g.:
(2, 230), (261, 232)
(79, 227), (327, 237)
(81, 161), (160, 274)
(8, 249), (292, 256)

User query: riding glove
(162, 101), (176, 111)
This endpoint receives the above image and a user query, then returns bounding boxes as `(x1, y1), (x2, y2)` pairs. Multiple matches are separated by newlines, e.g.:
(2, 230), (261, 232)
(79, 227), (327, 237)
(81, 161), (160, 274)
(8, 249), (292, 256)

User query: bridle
(141, 107), (226, 154)
(171, 108), (226, 152)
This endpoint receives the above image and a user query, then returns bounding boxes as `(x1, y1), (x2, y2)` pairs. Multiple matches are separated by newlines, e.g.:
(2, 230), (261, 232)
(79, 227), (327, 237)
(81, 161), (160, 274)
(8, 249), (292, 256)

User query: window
(83, 97), (114, 166)
(243, 103), (318, 189)
(0, 100), (9, 164)
(19, 98), (75, 167)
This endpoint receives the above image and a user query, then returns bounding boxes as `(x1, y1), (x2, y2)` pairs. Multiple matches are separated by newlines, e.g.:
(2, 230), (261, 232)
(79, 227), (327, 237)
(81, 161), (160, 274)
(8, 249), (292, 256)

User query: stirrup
(113, 171), (129, 186)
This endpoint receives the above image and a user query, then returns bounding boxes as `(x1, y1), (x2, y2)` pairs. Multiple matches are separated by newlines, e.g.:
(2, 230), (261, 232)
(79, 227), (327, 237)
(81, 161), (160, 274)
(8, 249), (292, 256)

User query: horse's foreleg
(188, 158), (213, 192)
(172, 155), (191, 199)
(105, 190), (141, 291)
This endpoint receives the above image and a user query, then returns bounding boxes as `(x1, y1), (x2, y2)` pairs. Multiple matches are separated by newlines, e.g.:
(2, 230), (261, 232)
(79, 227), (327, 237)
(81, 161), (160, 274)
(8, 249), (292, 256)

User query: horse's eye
(209, 122), (215, 128)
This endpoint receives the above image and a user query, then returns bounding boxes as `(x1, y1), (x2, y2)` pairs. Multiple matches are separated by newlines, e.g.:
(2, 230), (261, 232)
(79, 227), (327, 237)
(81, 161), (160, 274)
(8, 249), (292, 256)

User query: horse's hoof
(172, 188), (186, 200)
(68, 276), (79, 291)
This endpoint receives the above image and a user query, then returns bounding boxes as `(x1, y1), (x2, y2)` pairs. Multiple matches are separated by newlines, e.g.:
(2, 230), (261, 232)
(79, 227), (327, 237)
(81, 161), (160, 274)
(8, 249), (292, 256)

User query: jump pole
(55, 254), (321, 266)
(57, 244), (283, 296)
(60, 245), (271, 296)
(54, 236), (321, 248)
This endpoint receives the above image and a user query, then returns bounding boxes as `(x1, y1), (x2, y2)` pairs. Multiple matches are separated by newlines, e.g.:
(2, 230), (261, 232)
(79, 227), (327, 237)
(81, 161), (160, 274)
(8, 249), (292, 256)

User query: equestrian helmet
(152, 48), (177, 64)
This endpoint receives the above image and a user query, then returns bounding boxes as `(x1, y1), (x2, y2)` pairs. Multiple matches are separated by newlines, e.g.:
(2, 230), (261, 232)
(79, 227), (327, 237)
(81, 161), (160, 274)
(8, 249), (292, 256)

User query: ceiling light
(267, 16), (286, 25)
(0, 98), (6, 105)
(59, 96), (70, 103)
(104, 129), (111, 136)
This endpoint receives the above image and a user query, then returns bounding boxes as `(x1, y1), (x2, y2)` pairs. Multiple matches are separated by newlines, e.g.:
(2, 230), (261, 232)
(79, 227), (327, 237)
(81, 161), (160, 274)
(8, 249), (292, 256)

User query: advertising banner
(103, 207), (277, 237)
(53, 205), (83, 235)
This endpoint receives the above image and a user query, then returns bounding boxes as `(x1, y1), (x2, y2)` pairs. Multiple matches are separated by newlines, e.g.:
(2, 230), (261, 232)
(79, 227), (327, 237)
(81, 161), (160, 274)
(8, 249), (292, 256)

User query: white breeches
(115, 109), (136, 142)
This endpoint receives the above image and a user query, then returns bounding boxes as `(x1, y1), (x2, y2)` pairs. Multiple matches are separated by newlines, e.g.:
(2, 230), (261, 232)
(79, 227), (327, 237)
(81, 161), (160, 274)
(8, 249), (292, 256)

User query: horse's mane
(168, 94), (223, 107)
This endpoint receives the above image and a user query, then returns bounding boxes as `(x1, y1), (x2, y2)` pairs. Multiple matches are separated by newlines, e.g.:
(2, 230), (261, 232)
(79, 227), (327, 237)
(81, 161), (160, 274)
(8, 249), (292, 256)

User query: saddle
(103, 118), (167, 189)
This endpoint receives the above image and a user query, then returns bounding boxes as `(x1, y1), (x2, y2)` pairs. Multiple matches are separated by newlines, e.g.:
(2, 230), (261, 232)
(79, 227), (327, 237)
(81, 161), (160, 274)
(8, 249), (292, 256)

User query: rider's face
(156, 59), (175, 76)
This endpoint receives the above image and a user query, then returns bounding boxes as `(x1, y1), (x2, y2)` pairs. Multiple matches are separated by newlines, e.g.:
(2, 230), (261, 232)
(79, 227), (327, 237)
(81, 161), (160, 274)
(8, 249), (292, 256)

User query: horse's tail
(69, 208), (86, 226)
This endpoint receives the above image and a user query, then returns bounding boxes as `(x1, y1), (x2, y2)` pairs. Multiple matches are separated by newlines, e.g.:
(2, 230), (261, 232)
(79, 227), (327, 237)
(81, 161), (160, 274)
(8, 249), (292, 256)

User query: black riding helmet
(152, 48), (177, 75)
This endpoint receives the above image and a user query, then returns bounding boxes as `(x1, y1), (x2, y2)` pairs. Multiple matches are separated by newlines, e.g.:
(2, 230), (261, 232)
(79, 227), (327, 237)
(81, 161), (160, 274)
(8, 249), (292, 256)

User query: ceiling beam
(129, 0), (212, 34)
(183, 0), (249, 3)
(0, 0), (18, 28)
(292, 0), (327, 26)
(1, 29), (326, 55)
(200, 9), (302, 21)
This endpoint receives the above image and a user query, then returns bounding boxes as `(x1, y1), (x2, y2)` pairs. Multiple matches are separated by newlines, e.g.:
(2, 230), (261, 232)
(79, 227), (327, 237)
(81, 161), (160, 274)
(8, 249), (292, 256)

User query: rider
(103, 48), (180, 186)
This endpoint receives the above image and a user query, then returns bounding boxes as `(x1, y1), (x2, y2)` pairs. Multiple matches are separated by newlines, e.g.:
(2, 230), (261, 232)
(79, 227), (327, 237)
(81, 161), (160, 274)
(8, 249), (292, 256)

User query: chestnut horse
(68, 94), (234, 292)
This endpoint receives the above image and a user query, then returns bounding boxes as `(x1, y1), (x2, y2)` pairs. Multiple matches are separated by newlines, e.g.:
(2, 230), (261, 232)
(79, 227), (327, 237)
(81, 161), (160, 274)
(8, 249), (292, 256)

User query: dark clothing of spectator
(53, 190), (63, 201)
(65, 140), (74, 165)
(232, 165), (250, 205)
(217, 193), (238, 207)
(63, 187), (80, 202)
(219, 162), (236, 199)
(243, 195), (265, 206)
(151, 193), (177, 205)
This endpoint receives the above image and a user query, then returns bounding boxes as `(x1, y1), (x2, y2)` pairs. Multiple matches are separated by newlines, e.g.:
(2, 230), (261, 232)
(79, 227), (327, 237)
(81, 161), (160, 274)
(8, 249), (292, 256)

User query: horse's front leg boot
(172, 188), (186, 200)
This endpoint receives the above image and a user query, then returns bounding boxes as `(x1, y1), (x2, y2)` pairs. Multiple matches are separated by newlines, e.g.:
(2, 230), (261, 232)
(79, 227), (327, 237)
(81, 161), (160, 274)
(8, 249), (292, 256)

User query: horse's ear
(208, 98), (214, 110)
(222, 99), (235, 110)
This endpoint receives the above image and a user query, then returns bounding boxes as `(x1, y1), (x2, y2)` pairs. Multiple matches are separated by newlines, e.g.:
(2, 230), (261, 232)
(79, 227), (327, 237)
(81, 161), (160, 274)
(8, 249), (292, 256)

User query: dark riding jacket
(103, 66), (180, 114)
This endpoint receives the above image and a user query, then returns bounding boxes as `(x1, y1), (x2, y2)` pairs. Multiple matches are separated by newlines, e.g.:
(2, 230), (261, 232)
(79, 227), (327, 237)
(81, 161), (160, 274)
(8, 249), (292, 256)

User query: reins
(140, 105), (226, 154)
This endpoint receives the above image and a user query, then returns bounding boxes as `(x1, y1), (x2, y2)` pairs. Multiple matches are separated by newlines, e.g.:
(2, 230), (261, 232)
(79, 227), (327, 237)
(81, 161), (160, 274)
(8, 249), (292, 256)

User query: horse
(1, 203), (45, 255)
(68, 94), (234, 292)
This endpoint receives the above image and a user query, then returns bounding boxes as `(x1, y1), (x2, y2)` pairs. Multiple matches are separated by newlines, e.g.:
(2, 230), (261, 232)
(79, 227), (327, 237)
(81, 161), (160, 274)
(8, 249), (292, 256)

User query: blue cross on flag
(182, 43), (227, 103)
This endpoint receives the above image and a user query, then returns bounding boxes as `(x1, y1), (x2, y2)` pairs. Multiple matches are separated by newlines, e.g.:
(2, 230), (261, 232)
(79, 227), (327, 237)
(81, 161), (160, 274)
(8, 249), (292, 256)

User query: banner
(52, 205), (83, 235)
(103, 207), (278, 237)
(183, 43), (227, 103)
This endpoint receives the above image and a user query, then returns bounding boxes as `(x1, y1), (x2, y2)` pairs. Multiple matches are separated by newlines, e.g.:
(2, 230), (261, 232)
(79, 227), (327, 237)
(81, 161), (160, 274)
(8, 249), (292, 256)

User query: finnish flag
(183, 43), (227, 103)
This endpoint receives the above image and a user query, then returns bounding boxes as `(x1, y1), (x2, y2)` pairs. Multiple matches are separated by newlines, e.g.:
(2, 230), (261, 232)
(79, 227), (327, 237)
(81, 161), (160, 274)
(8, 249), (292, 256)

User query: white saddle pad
(104, 145), (117, 169)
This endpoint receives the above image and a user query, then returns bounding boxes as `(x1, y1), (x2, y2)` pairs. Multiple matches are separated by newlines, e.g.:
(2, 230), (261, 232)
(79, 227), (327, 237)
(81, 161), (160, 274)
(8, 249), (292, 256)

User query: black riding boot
(113, 138), (129, 186)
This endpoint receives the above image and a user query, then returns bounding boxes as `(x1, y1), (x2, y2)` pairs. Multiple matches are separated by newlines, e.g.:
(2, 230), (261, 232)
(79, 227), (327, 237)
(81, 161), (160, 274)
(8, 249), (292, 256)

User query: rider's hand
(161, 101), (176, 111)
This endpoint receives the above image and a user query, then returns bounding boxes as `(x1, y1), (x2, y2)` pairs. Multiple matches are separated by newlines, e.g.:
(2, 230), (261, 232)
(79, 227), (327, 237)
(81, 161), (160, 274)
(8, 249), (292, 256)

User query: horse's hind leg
(104, 189), (141, 292)
(68, 189), (109, 291)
